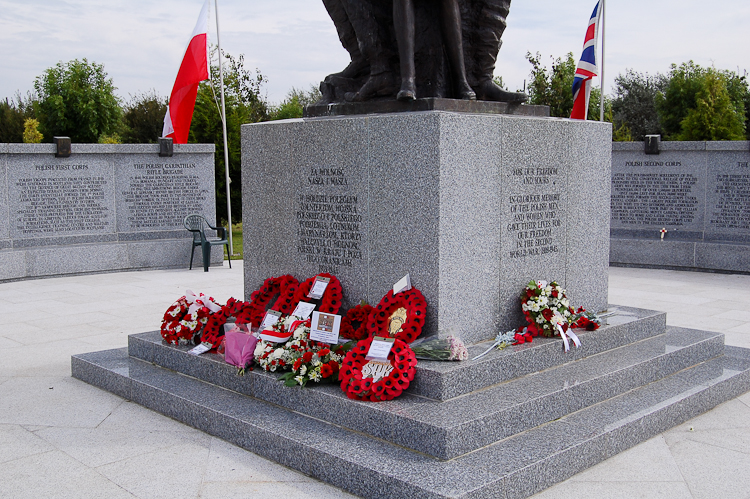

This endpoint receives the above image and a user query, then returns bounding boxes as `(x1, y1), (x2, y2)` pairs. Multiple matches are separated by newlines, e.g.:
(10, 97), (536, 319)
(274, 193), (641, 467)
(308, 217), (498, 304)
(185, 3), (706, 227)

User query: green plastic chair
(183, 214), (232, 272)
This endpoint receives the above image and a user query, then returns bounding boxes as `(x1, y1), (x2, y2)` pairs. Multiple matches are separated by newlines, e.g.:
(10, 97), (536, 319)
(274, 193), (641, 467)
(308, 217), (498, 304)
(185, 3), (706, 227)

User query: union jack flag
(571, 1), (602, 120)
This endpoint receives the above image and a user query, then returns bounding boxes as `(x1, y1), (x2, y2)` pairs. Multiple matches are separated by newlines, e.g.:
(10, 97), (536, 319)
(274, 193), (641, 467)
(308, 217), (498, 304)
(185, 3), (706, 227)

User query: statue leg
(393, 0), (417, 100)
(343, 0), (397, 102)
(471, 0), (526, 102)
(440, 0), (476, 100)
(322, 0), (369, 80)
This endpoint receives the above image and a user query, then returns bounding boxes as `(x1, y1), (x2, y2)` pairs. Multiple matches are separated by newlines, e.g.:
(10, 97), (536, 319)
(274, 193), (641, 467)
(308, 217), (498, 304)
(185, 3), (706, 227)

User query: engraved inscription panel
(9, 159), (115, 238)
(117, 161), (210, 231)
(611, 172), (699, 226)
(296, 167), (364, 275)
(507, 166), (563, 259)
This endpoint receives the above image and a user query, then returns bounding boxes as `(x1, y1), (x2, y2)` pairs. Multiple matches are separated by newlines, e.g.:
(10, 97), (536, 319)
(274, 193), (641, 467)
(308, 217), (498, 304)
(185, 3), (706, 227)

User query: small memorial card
(365, 336), (395, 362)
(259, 310), (282, 331)
(307, 276), (331, 299)
(310, 311), (341, 344)
(291, 301), (316, 320)
(188, 342), (212, 356)
(393, 273), (412, 295)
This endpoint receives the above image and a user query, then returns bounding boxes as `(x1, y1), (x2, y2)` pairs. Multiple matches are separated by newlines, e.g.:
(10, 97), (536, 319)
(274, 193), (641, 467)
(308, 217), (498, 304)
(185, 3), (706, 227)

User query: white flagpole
(214, 0), (234, 256)
(599, 0), (606, 122)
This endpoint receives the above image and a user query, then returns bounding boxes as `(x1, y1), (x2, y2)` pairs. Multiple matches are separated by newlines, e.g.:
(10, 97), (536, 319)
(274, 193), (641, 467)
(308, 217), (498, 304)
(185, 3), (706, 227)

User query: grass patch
(227, 222), (243, 259)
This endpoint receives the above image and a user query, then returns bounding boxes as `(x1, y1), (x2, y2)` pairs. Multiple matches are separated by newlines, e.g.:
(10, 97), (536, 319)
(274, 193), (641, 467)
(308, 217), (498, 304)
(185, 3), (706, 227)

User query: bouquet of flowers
(521, 280), (574, 338)
(254, 315), (350, 386)
(409, 335), (468, 361)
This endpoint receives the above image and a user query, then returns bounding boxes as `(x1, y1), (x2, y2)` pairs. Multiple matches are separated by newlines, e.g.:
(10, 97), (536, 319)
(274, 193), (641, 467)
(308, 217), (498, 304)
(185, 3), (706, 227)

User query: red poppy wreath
(237, 275), (299, 327)
(201, 297), (252, 349)
(339, 337), (417, 402)
(365, 288), (427, 343)
(291, 273), (343, 314)
(339, 303), (374, 341)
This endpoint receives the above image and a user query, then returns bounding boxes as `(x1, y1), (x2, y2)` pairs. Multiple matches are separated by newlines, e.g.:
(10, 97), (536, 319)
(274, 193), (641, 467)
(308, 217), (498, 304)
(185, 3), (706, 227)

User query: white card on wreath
(307, 276), (331, 299)
(393, 273), (412, 295)
(291, 301), (316, 320)
(259, 310), (282, 331)
(365, 336), (395, 361)
(309, 311), (341, 344)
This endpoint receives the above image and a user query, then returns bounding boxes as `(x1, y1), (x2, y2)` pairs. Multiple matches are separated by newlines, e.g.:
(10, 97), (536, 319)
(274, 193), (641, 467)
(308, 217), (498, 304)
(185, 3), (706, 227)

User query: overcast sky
(1, 0), (748, 105)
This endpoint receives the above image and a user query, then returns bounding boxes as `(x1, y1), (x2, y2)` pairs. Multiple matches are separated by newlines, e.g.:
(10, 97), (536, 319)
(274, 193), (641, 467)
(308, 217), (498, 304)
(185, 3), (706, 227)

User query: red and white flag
(162, 0), (210, 143)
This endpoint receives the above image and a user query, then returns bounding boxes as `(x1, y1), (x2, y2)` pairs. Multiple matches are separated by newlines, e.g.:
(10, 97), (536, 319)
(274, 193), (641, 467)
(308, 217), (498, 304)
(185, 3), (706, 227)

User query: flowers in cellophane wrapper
(409, 335), (468, 361)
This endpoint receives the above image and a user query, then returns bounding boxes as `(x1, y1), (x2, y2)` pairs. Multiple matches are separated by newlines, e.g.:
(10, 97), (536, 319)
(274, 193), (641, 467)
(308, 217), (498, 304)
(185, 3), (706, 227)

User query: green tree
(678, 68), (746, 140)
(526, 52), (576, 117)
(611, 70), (665, 140)
(122, 91), (167, 143)
(189, 49), (269, 223)
(269, 85), (322, 121)
(34, 58), (122, 143)
(0, 94), (36, 143)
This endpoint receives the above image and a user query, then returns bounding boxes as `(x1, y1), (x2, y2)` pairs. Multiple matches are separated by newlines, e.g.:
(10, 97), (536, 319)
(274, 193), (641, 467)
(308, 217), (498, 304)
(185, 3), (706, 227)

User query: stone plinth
(0, 143), (221, 281)
(241, 111), (611, 344)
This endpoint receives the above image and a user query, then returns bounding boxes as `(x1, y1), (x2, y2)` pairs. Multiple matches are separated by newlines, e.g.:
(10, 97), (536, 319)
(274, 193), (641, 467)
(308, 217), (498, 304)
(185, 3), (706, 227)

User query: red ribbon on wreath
(291, 273), (343, 315)
(365, 288), (427, 343)
(339, 337), (417, 402)
(340, 303), (374, 341)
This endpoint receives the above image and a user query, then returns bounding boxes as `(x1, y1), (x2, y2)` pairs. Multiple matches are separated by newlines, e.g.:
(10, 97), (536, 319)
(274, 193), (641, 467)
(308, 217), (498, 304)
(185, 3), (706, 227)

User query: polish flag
(162, 0), (210, 143)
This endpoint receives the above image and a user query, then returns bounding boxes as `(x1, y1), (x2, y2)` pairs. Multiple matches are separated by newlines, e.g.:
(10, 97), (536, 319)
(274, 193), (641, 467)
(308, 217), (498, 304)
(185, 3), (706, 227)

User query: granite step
(413, 305), (666, 400)
(129, 324), (720, 460)
(71, 345), (750, 499)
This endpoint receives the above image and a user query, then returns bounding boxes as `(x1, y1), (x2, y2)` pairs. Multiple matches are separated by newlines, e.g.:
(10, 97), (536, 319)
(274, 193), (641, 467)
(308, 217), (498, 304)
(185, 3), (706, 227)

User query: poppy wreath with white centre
(338, 337), (417, 402)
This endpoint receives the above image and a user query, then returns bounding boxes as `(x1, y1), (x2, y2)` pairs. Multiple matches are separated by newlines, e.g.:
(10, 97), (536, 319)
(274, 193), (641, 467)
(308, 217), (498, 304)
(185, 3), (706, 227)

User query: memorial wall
(611, 141), (750, 273)
(0, 143), (219, 281)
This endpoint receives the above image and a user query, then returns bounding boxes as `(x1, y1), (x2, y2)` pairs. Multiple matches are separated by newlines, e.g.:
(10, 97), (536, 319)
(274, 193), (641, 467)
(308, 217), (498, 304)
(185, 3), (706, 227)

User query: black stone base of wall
(610, 237), (750, 275)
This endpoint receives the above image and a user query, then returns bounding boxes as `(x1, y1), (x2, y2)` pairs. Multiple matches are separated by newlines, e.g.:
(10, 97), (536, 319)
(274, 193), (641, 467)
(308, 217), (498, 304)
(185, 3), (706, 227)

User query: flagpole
(214, 0), (234, 256)
(599, 0), (606, 122)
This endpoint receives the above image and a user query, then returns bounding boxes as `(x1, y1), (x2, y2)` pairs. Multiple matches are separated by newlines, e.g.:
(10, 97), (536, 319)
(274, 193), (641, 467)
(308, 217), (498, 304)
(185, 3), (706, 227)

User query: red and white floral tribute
(160, 291), (222, 345)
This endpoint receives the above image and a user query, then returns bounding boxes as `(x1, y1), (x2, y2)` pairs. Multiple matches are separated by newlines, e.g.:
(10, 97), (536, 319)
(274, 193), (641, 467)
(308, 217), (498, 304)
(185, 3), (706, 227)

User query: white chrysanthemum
(309, 370), (321, 382)
(294, 375), (305, 385)
(536, 315), (545, 323)
(271, 348), (284, 359)
(300, 365), (307, 375)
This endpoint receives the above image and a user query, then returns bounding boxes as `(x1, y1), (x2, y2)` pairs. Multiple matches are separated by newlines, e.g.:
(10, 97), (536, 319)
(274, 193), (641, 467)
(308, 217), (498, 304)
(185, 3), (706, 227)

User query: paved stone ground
(0, 263), (748, 499)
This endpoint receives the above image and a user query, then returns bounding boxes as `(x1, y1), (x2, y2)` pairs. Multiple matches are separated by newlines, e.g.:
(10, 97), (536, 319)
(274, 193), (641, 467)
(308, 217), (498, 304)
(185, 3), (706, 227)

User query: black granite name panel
(611, 142), (750, 243)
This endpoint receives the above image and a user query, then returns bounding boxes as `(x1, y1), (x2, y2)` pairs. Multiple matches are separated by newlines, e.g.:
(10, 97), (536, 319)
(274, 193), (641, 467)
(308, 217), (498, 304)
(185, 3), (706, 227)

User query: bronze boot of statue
(465, 0), (526, 103)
